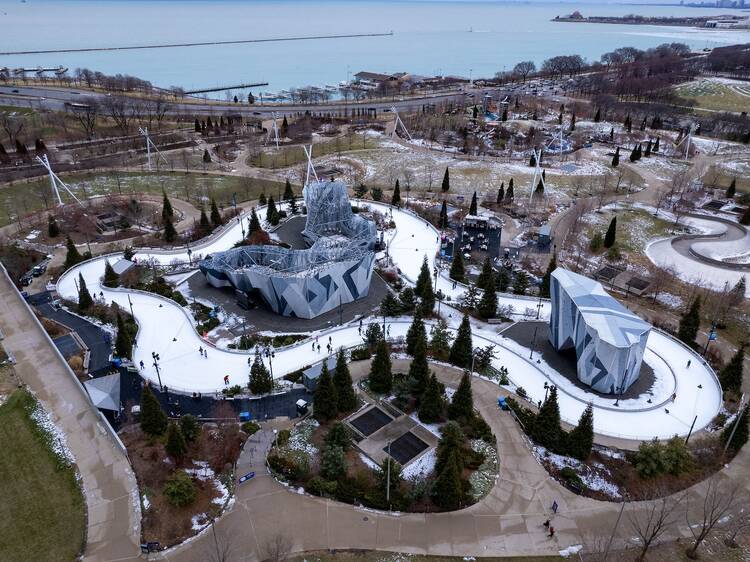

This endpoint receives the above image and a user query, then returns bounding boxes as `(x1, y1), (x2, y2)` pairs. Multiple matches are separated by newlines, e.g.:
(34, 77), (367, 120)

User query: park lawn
(674, 79), (750, 113)
(288, 552), (563, 562)
(248, 135), (379, 168)
(0, 389), (85, 562)
(0, 171), (287, 228)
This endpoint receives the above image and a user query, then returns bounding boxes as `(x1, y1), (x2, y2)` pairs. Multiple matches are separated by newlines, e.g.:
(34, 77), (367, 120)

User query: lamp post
(264, 345), (275, 379)
(151, 351), (163, 390)
(529, 326), (538, 360)
(127, 293), (134, 318)
(703, 322), (717, 357)
(543, 381), (549, 401)
(187, 245), (193, 267)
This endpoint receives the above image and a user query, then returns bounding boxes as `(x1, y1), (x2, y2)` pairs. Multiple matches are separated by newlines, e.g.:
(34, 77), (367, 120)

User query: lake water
(2, 0), (749, 95)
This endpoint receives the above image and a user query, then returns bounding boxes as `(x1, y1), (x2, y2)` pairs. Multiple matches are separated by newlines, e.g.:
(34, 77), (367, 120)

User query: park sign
(238, 471), (255, 484)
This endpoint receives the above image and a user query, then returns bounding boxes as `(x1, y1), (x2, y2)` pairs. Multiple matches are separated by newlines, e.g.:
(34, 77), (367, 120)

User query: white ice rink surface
(57, 203), (721, 440)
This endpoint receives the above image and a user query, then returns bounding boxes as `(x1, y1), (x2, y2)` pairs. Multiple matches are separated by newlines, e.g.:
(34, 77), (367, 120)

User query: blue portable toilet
(498, 396), (509, 410)
(239, 411), (251, 422)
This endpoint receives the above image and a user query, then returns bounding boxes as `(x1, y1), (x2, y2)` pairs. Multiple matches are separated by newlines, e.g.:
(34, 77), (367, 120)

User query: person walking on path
(548, 526), (555, 538)
(543, 519), (550, 529)
(552, 500), (558, 514)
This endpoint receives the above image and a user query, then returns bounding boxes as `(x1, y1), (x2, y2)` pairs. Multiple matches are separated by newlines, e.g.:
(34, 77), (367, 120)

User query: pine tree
(47, 215), (60, 238)
(611, 146), (620, 167)
(460, 284), (480, 310)
(496, 267), (511, 292)
(418, 373), (445, 423)
(194, 118), (201, 132)
(281, 115), (289, 136)
(436, 421), (464, 475)
(64, 236), (82, 269)
(534, 178), (544, 197)
(594, 108), (601, 122)
(609, 127), (614, 141)
(718, 345), (745, 394)
(414, 256), (435, 314)
(653, 137), (660, 153)
(726, 178), (736, 199)
(529, 152), (536, 167)
(501, 107), (508, 122)
(604, 216), (617, 248)
(496, 182), (505, 205)
(103, 260), (120, 288)
(741, 206), (750, 226)
(449, 250), (465, 282)
(539, 254), (556, 298)
(678, 297), (701, 347)
(448, 371), (474, 421)
(210, 198), (222, 226)
(439, 199), (448, 228)
(441, 167), (450, 192)
(432, 449), (462, 510)
(266, 196), (279, 226)
(163, 214), (177, 243)
(140, 385), (167, 436)
(249, 351), (273, 394)
(506, 178), (514, 201)
(406, 311), (427, 356)
(567, 404), (594, 460)
(476, 257), (494, 292)
(114, 313), (132, 358)
(430, 318), (452, 360)
(165, 422), (187, 460)
(629, 144), (638, 162)
(179, 414), (201, 443)
(283, 178), (294, 201)
(722, 404), (749, 454)
(512, 270), (529, 295)
(203, 149), (211, 163)
(469, 191), (478, 215)
(333, 349), (357, 413)
(77, 273), (93, 311)
(644, 139), (652, 157)
(380, 292), (401, 317)
(249, 208), (261, 234)
(570, 113), (576, 131)
(532, 386), (563, 451)
(162, 192), (174, 221)
(449, 315), (473, 369)
(391, 179), (401, 206)
(368, 339), (393, 394)
(477, 280), (498, 320)
(313, 362), (338, 421)
(320, 444), (346, 480)
(409, 336), (431, 397)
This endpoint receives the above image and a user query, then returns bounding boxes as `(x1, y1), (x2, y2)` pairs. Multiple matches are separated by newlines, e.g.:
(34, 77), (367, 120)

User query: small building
(535, 224), (553, 250)
(111, 258), (136, 277)
(302, 356), (337, 392)
(463, 214), (501, 231)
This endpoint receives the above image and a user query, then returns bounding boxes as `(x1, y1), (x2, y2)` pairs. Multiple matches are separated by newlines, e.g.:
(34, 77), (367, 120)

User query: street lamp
(151, 351), (163, 390)
(529, 326), (538, 360)
(264, 345), (275, 378)
(543, 381), (549, 401)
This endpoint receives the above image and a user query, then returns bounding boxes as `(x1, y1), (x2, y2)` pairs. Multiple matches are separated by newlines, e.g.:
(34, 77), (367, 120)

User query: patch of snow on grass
(469, 439), (499, 500)
(408, 412), (442, 437)
(532, 446), (621, 499)
(402, 448), (436, 480)
(29, 398), (75, 467)
(559, 544), (583, 557)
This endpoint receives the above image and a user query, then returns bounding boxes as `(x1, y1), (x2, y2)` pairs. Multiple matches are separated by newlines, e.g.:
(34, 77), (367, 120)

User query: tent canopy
(84, 373), (121, 411)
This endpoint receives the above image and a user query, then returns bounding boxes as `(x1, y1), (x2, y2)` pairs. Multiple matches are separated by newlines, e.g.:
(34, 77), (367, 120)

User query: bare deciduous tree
(102, 96), (137, 136)
(628, 488), (686, 561)
(264, 532), (292, 562)
(1, 115), (25, 145)
(202, 524), (236, 562)
(685, 476), (740, 559)
(71, 98), (99, 139)
(723, 500), (750, 549)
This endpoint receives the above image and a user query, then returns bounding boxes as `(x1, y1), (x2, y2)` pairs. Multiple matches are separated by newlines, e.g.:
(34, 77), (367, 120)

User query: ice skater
(317, 343), (321, 353)
(224, 375), (230, 385)
(199, 346), (203, 355)
(686, 359), (691, 368)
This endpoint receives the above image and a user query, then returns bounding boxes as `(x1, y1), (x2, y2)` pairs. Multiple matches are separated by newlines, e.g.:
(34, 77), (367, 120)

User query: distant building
(548, 268), (652, 394)
(302, 356), (337, 392)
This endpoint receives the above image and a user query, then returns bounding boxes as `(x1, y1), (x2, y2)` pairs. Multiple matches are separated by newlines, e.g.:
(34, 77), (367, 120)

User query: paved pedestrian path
(0, 265), (141, 562)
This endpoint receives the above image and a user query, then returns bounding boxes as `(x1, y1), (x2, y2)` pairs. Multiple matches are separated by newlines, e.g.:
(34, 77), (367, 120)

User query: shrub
(589, 232), (604, 252)
(241, 421), (260, 435)
(516, 386), (527, 399)
(267, 451), (308, 480)
(163, 470), (197, 507)
(276, 429), (291, 447)
(306, 476), (337, 497)
(350, 346), (372, 361)
(560, 466), (584, 489)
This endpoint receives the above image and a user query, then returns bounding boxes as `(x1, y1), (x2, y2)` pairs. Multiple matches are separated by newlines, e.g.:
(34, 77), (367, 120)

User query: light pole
(264, 345), (275, 378)
(543, 381), (549, 401)
(386, 440), (392, 509)
(529, 326), (538, 360)
(703, 322), (717, 356)
(151, 351), (163, 390)
(187, 245), (193, 266)
(127, 293), (134, 318)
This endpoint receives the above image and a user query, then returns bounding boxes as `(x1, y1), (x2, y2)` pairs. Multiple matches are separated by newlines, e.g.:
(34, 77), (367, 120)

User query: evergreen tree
(570, 113), (576, 131)
(77, 273), (93, 311)
(441, 167), (450, 192)
(439, 199), (448, 228)
(64, 236), (82, 269)
(418, 373), (445, 423)
(460, 284), (480, 310)
(368, 339), (393, 394)
(722, 404), (749, 454)
(114, 313), (132, 358)
(140, 385), (167, 436)
(249, 351), (273, 394)
(726, 178), (736, 199)
(501, 107), (508, 122)
(179, 414), (201, 443)
(405, 311), (427, 356)
(448, 371), (474, 421)
(529, 152), (536, 167)
(320, 444), (346, 480)
(609, 127), (614, 141)
(611, 146), (620, 167)
(414, 256), (435, 314)
(333, 349), (357, 413)
(313, 362), (338, 421)
(103, 260), (120, 288)
(430, 318), (452, 360)
(409, 336), (431, 397)
(449, 315), (473, 369)
(194, 118), (201, 132)
(363, 323), (383, 349)
(604, 216), (617, 248)
(165, 422), (187, 460)
(741, 206), (750, 226)
(283, 178), (294, 201)
(436, 421), (464, 475)
(288, 193), (299, 215)
(532, 386), (563, 451)
(449, 250), (465, 282)
(539, 254), (556, 298)
(477, 280), (498, 320)
(266, 196), (280, 226)
(718, 345), (745, 394)
(469, 191), (478, 215)
(391, 179), (401, 206)
(506, 178), (514, 201)
(399, 287), (416, 312)
(210, 198), (222, 226)
(163, 214), (177, 243)
(203, 149), (211, 163)
(380, 292), (401, 317)
(496, 182), (505, 205)
(567, 404), (594, 460)
(629, 144), (639, 162)
(534, 178), (544, 197)
(432, 451), (462, 510)
(162, 192), (174, 221)
(476, 257), (494, 292)
(653, 137), (660, 153)
(47, 215), (60, 238)
(325, 421), (351, 451)
(258, 192), (267, 206)
(249, 208), (262, 234)
(594, 108), (601, 122)
(496, 267), (511, 292)
(677, 297), (701, 347)
(512, 270), (529, 295)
